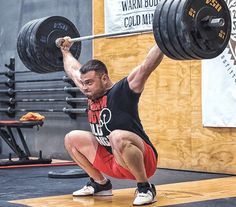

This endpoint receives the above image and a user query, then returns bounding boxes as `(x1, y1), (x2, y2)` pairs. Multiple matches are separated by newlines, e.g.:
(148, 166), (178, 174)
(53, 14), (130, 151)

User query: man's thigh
(65, 130), (98, 163)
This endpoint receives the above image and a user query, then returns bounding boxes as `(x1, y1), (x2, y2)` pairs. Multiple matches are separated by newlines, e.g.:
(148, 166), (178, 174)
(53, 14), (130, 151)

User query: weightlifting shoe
(133, 183), (157, 206)
(73, 178), (112, 196)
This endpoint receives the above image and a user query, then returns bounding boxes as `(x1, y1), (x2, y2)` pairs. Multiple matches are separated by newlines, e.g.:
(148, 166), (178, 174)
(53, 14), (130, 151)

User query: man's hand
(56, 36), (74, 52)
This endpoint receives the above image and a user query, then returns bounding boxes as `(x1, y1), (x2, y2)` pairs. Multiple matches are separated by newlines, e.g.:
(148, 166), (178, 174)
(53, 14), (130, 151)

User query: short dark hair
(80, 59), (108, 75)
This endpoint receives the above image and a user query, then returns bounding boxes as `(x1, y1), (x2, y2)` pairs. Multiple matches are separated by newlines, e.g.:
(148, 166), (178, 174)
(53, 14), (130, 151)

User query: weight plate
(17, 20), (41, 71)
(167, 0), (194, 59)
(32, 16), (81, 73)
(176, 0), (201, 59)
(162, 0), (186, 59)
(29, 18), (53, 73)
(26, 19), (50, 73)
(153, 0), (177, 59)
(17, 16), (81, 73)
(177, 0), (231, 59)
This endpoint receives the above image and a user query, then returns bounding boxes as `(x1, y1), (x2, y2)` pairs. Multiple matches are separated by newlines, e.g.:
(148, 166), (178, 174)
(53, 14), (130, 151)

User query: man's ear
(102, 74), (108, 81)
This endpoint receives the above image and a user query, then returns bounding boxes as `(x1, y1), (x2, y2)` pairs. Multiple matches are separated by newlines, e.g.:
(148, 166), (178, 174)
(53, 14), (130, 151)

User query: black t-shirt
(87, 77), (157, 158)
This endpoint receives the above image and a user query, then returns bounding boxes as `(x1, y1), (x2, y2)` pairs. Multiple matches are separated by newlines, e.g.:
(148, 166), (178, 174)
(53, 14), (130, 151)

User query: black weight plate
(162, 0), (186, 59)
(167, 0), (193, 59)
(48, 169), (89, 179)
(32, 16), (81, 73)
(176, 0), (201, 59)
(17, 20), (40, 71)
(153, 0), (177, 59)
(29, 18), (53, 73)
(26, 19), (49, 73)
(193, 1), (231, 58)
(178, 0), (231, 59)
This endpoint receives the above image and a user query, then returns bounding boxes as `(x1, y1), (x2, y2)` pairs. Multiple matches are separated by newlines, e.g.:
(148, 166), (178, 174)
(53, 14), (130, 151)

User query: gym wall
(93, 1), (236, 174)
(0, 0), (92, 159)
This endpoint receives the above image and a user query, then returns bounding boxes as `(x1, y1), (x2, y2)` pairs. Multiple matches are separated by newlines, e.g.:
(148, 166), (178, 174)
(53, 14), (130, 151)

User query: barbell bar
(0, 87), (80, 95)
(1, 97), (87, 104)
(17, 0), (231, 73)
(0, 70), (31, 76)
(56, 28), (153, 45)
(0, 76), (71, 85)
(0, 107), (87, 114)
(56, 17), (225, 45)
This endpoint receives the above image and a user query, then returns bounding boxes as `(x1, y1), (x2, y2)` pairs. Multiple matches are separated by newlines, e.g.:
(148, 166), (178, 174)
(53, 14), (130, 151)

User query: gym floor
(1, 165), (236, 207)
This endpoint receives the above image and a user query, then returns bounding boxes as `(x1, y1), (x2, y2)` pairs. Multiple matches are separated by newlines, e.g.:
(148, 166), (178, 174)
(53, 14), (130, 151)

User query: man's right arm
(59, 37), (83, 90)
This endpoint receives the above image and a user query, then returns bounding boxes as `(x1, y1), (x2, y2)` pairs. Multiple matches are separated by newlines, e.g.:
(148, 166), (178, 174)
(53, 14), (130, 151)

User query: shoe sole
(133, 198), (157, 206)
(73, 189), (113, 197)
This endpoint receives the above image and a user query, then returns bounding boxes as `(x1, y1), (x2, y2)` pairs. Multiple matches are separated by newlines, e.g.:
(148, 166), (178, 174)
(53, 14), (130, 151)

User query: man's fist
(56, 36), (74, 51)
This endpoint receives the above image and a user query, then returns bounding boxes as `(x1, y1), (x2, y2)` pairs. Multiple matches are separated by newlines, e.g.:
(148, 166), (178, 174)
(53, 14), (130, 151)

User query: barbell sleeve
(208, 18), (225, 27)
(65, 97), (87, 103)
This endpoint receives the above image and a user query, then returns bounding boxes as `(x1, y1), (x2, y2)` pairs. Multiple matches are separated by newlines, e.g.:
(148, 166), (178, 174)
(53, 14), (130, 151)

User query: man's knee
(64, 130), (83, 150)
(109, 130), (132, 154)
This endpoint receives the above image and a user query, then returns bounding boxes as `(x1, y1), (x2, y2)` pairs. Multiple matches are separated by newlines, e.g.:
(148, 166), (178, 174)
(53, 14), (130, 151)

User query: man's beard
(86, 89), (106, 101)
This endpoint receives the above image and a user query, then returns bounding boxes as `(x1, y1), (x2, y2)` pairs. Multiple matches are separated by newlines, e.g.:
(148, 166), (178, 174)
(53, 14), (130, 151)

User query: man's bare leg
(109, 129), (157, 205)
(64, 130), (112, 196)
(64, 130), (105, 181)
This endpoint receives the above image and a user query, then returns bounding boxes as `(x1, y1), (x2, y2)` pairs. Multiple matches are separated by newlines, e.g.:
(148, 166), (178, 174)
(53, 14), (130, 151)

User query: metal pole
(0, 76), (70, 84)
(0, 70), (31, 76)
(0, 87), (80, 94)
(0, 107), (87, 114)
(0, 97), (87, 103)
(56, 28), (153, 45)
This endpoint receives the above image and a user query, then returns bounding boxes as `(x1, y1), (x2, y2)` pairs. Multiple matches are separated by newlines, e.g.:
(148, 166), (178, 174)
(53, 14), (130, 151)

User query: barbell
(0, 70), (31, 76)
(1, 97), (87, 104)
(0, 87), (81, 95)
(0, 76), (71, 85)
(17, 0), (231, 73)
(0, 107), (87, 114)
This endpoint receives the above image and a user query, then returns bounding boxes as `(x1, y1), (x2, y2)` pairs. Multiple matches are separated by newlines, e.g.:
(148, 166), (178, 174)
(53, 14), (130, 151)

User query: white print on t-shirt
(89, 108), (112, 147)
(99, 108), (112, 133)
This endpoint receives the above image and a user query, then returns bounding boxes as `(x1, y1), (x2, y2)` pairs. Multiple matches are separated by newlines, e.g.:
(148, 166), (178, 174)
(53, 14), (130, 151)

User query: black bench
(0, 120), (51, 166)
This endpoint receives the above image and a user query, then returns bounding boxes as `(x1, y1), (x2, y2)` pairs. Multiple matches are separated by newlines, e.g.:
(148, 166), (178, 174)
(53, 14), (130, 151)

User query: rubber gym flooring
(0, 164), (236, 207)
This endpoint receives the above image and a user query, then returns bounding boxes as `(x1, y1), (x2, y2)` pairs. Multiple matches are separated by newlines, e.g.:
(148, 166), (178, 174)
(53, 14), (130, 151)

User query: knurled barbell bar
(1, 97), (87, 104)
(0, 107), (87, 114)
(17, 0), (231, 73)
(0, 70), (31, 76)
(0, 76), (71, 85)
(0, 87), (80, 95)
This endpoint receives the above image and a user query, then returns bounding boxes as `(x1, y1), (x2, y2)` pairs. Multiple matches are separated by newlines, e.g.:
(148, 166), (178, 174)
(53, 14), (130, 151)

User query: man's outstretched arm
(127, 45), (164, 93)
(59, 37), (83, 90)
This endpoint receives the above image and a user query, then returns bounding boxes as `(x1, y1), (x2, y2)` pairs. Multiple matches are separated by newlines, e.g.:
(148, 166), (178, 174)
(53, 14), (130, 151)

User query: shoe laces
(134, 187), (153, 198)
(81, 185), (94, 193)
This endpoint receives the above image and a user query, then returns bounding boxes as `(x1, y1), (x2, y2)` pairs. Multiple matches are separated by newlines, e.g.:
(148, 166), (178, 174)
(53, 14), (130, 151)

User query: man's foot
(133, 183), (157, 206)
(73, 178), (112, 196)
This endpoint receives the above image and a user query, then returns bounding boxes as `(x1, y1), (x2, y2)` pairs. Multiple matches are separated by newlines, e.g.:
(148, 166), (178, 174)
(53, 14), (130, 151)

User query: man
(58, 36), (164, 206)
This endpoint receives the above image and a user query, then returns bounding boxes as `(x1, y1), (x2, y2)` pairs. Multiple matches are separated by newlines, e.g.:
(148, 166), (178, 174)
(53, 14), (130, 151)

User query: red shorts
(93, 141), (157, 180)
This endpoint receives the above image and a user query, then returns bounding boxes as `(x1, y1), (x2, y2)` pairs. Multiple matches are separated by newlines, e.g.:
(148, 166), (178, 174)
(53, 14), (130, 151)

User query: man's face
(80, 71), (107, 100)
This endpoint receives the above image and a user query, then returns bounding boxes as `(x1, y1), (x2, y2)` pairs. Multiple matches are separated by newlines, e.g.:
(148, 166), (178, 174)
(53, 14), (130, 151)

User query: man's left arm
(127, 45), (164, 93)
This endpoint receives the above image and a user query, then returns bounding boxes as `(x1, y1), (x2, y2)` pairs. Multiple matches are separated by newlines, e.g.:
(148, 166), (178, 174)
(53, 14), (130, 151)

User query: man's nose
(82, 84), (88, 90)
